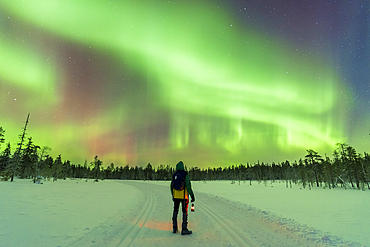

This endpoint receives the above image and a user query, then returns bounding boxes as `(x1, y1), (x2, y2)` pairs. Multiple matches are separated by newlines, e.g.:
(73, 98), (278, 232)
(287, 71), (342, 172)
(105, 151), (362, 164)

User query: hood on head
(176, 161), (184, 171)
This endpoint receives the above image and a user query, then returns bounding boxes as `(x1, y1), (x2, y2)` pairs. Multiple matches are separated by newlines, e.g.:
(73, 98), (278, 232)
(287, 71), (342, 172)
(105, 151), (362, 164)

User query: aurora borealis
(0, 1), (369, 168)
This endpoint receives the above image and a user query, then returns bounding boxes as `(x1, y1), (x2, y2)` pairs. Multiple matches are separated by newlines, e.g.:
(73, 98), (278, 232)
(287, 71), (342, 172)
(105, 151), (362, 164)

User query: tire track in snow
(65, 187), (154, 247)
(196, 192), (319, 247)
(197, 201), (257, 247)
(115, 191), (155, 247)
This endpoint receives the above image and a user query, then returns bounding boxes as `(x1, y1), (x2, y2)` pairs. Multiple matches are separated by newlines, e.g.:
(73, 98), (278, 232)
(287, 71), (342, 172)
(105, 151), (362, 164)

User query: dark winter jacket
(170, 161), (194, 200)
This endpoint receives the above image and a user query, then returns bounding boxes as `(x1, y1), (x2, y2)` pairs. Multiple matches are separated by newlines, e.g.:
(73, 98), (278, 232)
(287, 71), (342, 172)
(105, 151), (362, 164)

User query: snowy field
(0, 179), (369, 247)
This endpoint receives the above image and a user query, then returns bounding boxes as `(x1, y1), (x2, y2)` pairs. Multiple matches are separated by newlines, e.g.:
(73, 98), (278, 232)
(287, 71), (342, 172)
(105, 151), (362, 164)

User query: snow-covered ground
(0, 179), (368, 246)
(192, 180), (370, 246)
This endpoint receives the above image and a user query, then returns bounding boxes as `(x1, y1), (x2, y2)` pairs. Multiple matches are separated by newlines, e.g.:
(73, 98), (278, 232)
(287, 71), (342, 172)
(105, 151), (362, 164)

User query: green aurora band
(0, 0), (350, 167)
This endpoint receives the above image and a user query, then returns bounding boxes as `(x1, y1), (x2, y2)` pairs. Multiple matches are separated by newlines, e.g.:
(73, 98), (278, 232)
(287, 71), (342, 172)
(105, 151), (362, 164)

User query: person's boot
(172, 211), (178, 233)
(181, 213), (192, 235)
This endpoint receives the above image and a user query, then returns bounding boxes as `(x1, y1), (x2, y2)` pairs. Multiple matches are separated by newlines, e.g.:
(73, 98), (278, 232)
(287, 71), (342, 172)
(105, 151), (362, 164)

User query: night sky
(0, 0), (369, 168)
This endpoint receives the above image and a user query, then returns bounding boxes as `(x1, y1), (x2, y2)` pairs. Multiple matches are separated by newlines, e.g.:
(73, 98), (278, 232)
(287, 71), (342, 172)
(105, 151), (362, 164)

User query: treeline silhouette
(1, 118), (370, 190)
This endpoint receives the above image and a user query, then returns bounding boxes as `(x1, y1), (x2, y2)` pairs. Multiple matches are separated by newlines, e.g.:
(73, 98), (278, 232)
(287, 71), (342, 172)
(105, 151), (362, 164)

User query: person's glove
(191, 195), (195, 203)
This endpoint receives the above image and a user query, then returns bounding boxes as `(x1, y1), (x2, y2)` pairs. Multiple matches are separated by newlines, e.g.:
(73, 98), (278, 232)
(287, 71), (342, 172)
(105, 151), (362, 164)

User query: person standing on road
(170, 161), (195, 235)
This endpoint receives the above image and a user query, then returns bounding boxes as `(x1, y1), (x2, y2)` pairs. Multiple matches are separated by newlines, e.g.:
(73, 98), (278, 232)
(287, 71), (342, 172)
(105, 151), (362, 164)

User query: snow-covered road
(64, 181), (316, 247)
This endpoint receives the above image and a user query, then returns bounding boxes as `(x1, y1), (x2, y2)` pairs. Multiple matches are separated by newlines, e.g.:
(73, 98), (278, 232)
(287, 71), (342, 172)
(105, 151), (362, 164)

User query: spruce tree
(52, 155), (63, 181)
(62, 160), (71, 179)
(83, 159), (89, 180)
(335, 143), (349, 188)
(91, 156), (102, 182)
(145, 163), (153, 180)
(0, 142), (11, 177)
(346, 146), (360, 189)
(322, 155), (334, 189)
(0, 127), (5, 149)
(35, 146), (51, 182)
(19, 137), (35, 179)
(305, 149), (323, 187)
(361, 153), (370, 189)
(0, 127), (5, 177)
(41, 156), (54, 180)
(298, 159), (307, 188)
(7, 113), (30, 182)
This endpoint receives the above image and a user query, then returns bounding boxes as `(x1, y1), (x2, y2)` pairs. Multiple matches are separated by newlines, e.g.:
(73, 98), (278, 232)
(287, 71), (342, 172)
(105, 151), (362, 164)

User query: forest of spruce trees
(1, 119), (370, 190)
